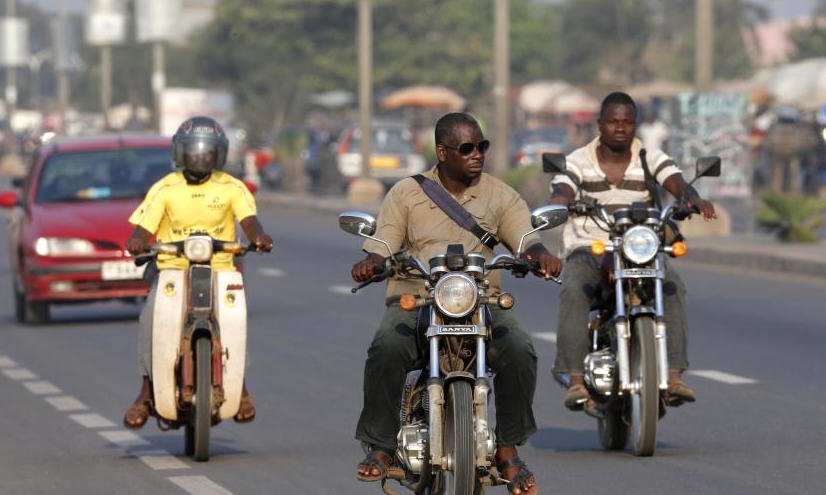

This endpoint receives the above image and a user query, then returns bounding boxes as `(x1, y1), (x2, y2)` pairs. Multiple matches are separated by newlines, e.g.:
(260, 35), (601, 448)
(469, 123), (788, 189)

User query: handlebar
(132, 240), (265, 267)
(486, 255), (562, 284)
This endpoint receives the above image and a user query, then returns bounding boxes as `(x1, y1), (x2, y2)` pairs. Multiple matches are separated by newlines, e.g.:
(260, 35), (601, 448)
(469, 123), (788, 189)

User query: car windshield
(349, 126), (415, 154)
(35, 148), (173, 204)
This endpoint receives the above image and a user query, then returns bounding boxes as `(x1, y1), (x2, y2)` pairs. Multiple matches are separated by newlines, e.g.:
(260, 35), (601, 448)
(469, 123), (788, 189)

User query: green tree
(788, 0), (826, 61)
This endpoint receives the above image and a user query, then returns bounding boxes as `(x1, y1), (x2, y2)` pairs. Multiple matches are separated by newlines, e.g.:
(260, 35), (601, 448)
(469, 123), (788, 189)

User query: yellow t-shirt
(128, 171), (257, 271)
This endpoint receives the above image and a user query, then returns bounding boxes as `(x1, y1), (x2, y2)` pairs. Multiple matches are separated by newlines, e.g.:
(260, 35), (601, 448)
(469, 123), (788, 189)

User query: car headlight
(34, 237), (95, 256)
(433, 273), (478, 318)
(184, 236), (213, 263)
(621, 226), (660, 264)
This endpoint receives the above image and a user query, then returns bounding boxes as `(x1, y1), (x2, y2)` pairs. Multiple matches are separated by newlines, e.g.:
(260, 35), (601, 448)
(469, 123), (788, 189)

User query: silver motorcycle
(544, 152), (720, 456)
(340, 205), (567, 495)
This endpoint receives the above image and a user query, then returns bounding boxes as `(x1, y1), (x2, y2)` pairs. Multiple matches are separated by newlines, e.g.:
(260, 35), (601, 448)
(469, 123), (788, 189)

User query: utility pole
(58, 0), (70, 132)
(493, 0), (509, 177)
(152, 41), (164, 132)
(5, 0), (17, 133)
(695, 0), (713, 91)
(101, 44), (111, 129)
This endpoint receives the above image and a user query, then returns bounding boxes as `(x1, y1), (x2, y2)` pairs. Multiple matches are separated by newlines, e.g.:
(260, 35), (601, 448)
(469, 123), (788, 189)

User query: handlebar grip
(672, 205), (700, 221)
(134, 254), (155, 267)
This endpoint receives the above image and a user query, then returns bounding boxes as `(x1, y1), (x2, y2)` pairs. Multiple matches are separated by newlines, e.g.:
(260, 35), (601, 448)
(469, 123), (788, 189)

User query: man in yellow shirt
(122, 116), (273, 429)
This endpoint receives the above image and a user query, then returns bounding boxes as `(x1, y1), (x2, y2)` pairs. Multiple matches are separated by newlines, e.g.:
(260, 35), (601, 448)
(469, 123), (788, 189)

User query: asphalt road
(0, 205), (823, 495)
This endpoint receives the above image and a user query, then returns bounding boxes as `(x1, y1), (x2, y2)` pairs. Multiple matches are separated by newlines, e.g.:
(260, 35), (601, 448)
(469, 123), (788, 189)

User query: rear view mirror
(542, 153), (567, 174)
(531, 204), (568, 231)
(339, 211), (377, 237)
(695, 156), (721, 178)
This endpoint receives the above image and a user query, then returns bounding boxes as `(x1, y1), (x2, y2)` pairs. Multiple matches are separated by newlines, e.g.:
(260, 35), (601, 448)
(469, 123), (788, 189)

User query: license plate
(619, 268), (658, 278)
(370, 156), (400, 169)
(436, 325), (479, 335)
(101, 260), (147, 280)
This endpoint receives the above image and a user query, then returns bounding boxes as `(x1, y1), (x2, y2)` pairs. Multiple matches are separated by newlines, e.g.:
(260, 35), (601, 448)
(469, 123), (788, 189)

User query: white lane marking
(329, 285), (356, 295)
(0, 356), (18, 368)
(259, 267), (285, 277)
(23, 380), (62, 395)
(168, 475), (234, 495)
(533, 332), (557, 343)
(69, 413), (117, 429)
(2, 368), (38, 380)
(98, 430), (151, 447)
(45, 395), (88, 412)
(688, 369), (758, 385)
(135, 450), (190, 471)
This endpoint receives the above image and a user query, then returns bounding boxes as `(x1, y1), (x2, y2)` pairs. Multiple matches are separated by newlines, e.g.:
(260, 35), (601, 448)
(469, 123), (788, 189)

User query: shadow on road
(529, 426), (600, 451)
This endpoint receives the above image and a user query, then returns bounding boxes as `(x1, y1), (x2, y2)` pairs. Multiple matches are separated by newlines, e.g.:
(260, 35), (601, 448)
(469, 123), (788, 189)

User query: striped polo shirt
(551, 136), (682, 256)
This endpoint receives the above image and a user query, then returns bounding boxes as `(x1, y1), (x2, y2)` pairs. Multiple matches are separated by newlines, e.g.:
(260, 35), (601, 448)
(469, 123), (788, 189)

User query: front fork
(614, 252), (670, 392)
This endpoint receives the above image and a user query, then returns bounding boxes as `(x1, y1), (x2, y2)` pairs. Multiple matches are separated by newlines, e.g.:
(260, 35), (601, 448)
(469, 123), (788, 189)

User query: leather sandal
(123, 401), (150, 429)
(497, 456), (537, 494)
(563, 383), (591, 410)
(356, 448), (394, 482)
(233, 393), (256, 423)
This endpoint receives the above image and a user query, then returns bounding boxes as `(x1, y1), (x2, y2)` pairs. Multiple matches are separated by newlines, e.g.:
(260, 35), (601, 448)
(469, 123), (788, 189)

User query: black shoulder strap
(412, 174), (499, 249)
(639, 149), (662, 209)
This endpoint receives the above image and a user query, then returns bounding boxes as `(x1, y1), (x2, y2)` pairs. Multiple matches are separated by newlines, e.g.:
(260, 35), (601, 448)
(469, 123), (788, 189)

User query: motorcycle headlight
(33, 237), (95, 256)
(433, 273), (478, 318)
(621, 226), (660, 264)
(184, 236), (213, 263)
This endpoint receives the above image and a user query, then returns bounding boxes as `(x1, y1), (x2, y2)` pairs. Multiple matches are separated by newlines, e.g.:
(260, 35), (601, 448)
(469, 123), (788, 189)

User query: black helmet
(172, 116), (229, 184)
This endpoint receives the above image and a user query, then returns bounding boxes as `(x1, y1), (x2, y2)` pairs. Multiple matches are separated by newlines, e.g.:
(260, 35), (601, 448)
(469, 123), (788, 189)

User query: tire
(192, 337), (212, 462)
(184, 425), (194, 456)
(14, 283), (49, 324)
(598, 407), (628, 450)
(630, 316), (658, 456)
(436, 381), (476, 495)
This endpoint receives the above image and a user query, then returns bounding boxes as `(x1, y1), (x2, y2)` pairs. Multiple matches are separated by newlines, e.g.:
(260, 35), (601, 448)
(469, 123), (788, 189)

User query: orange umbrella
(381, 85), (466, 111)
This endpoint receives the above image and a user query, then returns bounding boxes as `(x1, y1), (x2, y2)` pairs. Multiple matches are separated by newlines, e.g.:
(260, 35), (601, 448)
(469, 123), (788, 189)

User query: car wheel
(14, 282), (50, 325)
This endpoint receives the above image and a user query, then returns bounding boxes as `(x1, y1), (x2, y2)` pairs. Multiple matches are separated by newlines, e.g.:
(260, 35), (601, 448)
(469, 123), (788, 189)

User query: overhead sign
(0, 17), (29, 67)
(135, 0), (182, 43)
(159, 87), (235, 137)
(85, 0), (127, 45)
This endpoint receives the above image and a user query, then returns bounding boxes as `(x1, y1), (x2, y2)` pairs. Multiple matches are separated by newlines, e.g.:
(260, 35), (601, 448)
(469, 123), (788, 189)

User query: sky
(19, 0), (822, 20)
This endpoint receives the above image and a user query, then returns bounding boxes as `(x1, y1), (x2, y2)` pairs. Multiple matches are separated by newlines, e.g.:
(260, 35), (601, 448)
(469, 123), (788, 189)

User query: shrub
(757, 192), (825, 243)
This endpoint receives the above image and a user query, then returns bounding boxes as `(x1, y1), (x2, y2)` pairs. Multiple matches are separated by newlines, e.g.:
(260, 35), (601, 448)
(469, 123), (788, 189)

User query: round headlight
(622, 226), (660, 264)
(433, 273), (478, 318)
(184, 236), (213, 262)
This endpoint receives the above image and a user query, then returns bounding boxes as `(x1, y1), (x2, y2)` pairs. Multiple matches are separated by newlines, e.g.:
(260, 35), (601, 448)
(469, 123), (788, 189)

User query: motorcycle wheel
(630, 316), (658, 456)
(432, 380), (477, 495)
(192, 336), (212, 462)
(598, 406), (628, 450)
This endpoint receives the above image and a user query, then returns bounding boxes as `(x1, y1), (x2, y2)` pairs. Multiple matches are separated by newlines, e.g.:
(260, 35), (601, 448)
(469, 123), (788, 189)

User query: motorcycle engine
(397, 423), (428, 474)
(585, 349), (616, 396)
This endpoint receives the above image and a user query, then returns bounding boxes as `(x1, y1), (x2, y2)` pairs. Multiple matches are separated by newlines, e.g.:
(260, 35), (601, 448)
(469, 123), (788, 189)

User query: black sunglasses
(442, 140), (490, 156)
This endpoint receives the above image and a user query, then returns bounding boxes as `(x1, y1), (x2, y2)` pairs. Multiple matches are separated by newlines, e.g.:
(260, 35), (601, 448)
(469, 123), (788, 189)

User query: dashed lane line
(533, 332), (557, 343)
(259, 267), (285, 277)
(98, 430), (151, 447)
(168, 475), (235, 495)
(23, 380), (62, 395)
(0, 356), (18, 368)
(2, 368), (38, 380)
(135, 450), (191, 471)
(69, 413), (117, 429)
(688, 369), (758, 385)
(45, 395), (88, 412)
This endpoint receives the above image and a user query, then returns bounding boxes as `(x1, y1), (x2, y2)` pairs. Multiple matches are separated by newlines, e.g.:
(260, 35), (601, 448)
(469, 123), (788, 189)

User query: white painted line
(533, 332), (557, 343)
(69, 413), (117, 429)
(2, 368), (38, 380)
(23, 380), (62, 395)
(688, 369), (758, 385)
(98, 430), (151, 447)
(45, 395), (88, 412)
(329, 285), (356, 295)
(0, 356), (18, 368)
(259, 267), (285, 277)
(135, 450), (190, 471)
(168, 475), (234, 495)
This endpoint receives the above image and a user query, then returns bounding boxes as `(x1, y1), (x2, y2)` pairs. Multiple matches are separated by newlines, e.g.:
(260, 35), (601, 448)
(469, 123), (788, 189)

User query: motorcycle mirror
(531, 204), (568, 231)
(695, 156), (721, 178)
(338, 211), (377, 237)
(542, 152), (567, 174)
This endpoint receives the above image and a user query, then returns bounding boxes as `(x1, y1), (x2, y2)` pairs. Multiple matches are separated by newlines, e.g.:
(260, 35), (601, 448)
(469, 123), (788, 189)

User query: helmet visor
(183, 141), (218, 175)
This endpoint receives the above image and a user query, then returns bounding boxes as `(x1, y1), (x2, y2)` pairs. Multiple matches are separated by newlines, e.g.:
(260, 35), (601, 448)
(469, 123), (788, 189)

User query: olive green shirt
(363, 165), (540, 302)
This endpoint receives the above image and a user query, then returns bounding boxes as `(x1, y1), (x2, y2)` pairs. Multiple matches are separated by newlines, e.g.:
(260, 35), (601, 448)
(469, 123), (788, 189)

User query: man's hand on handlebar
(524, 243), (562, 280)
(125, 226), (152, 255)
(685, 198), (716, 220)
(351, 253), (386, 282)
(252, 233), (274, 252)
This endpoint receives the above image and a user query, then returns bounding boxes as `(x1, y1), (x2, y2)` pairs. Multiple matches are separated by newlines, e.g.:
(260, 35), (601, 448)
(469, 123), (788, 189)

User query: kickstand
(381, 479), (400, 495)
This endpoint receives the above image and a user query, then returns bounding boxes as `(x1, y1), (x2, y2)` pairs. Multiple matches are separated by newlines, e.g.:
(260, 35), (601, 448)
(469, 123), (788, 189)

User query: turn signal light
(591, 241), (606, 256)
(497, 292), (515, 310)
(671, 241), (687, 257)
(399, 294), (418, 312)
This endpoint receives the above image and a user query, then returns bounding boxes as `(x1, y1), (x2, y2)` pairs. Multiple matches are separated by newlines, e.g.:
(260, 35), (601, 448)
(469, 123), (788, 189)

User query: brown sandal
(233, 393), (256, 423)
(497, 456), (537, 494)
(123, 401), (150, 429)
(356, 448), (393, 482)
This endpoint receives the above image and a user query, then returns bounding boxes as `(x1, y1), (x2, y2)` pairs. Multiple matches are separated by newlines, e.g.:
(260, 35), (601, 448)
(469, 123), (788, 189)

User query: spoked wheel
(598, 406), (629, 450)
(191, 336), (212, 462)
(630, 317), (658, 456)
(432, 381), (478, 495)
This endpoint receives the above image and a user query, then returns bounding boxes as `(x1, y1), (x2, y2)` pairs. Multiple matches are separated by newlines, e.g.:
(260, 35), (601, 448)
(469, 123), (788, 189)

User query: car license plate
(436, 325), (479, 335)
(101, 260), (147, 280)
(370, 156), (400, 169)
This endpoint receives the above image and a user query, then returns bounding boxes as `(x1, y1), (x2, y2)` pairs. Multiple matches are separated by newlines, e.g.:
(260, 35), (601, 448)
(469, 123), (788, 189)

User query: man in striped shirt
(549, 92), (715, 409)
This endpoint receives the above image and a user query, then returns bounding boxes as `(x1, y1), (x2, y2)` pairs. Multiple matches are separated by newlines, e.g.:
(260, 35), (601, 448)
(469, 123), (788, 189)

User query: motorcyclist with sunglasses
(351, 113), (561, 495)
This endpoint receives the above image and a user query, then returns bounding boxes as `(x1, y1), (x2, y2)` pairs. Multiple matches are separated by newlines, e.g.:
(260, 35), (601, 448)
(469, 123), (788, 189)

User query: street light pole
(358, 0), (372, 179)
(695, 0), (713, 91)
(152, 41), (165, 133)
(5, 0), (17, 132)
(58, 0), (70, 132)
(493, 0), (510, 177)
(101, 44), (111, 129)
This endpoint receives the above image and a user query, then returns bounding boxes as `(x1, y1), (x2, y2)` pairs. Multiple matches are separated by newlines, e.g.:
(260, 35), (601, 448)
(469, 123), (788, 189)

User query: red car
(0, 134), (175, 324)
